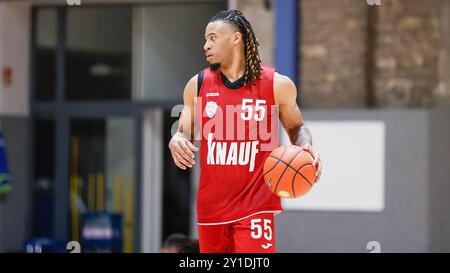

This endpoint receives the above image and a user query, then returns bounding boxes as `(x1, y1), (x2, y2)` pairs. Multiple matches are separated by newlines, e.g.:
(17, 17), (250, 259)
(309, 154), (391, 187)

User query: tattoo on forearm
(288, 124), (312, 147)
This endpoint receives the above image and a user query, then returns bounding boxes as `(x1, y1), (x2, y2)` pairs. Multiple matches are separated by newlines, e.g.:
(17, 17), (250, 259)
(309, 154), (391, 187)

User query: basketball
(263, 145), (317, 199)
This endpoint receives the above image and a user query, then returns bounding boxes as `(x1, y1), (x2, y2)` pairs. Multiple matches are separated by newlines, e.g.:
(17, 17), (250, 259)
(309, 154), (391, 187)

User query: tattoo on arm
(287, 124), (312, 147)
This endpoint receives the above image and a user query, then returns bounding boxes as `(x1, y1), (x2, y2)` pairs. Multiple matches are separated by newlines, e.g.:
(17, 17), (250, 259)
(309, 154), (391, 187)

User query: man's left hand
(300, 143), (322, 182)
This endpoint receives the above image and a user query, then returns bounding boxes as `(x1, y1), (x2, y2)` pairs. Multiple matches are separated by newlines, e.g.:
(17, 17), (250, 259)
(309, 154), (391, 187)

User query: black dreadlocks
(209, 10), (263, 85)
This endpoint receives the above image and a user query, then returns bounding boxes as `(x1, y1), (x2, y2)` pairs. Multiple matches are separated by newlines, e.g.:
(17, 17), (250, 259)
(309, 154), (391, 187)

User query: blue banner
(0, 130), (11, 195)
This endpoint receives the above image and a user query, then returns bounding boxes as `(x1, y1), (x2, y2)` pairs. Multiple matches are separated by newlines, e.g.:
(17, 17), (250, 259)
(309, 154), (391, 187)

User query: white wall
(0, 2), (30, 117)
(281, 121), (386, 212)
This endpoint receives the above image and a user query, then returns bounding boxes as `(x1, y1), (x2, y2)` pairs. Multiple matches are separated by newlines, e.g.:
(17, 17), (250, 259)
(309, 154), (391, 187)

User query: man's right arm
(168, 75), (199, 170)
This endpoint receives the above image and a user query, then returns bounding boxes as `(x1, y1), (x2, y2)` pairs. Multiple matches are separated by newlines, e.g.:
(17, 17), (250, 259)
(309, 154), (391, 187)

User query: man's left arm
(274, 72), (322, 181)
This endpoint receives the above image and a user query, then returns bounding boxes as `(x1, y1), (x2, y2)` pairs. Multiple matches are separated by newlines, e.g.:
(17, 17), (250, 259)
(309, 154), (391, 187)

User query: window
(35, 8), (57, 101)
(65, 7), (132, 100)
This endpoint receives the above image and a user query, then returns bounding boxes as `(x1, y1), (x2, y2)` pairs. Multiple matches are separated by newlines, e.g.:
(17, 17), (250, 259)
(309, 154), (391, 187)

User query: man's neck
(220, 53), (245, 82)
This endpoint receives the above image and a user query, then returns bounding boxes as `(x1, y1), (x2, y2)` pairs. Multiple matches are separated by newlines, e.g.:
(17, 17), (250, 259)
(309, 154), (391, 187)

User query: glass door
(68, 117), (135, 253)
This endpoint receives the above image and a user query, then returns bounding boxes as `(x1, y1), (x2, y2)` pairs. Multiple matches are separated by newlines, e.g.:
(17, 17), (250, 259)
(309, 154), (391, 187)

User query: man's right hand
(168, 132), (199, 170)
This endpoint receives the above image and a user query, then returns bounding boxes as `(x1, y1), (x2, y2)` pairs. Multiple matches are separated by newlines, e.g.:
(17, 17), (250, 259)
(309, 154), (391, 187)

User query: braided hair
(210, 10), (262, 85)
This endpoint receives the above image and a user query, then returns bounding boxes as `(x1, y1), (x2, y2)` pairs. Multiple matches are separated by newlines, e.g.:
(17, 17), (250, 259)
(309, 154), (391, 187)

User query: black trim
(197, 70), (204, 97)
(220, 72), (244, 89)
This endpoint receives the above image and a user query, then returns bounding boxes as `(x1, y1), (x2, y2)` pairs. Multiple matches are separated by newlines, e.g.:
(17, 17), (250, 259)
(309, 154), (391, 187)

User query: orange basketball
(263, 145), (317, 199)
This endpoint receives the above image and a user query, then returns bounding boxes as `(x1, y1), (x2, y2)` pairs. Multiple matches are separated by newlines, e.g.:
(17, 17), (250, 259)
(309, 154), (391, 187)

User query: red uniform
(195, 64), (282, 253)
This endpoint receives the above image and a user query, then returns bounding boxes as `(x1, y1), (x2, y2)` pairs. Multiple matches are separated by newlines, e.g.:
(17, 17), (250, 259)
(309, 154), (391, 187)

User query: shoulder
(184, 67), (212, 101)
(274, 72), (295, 89)
(273, 72), (297, 105)
(185, 73), (198, 91)
(183, 74), (198, 103)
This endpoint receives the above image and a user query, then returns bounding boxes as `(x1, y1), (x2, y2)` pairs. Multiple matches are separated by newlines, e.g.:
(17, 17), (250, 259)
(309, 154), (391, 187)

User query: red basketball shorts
(197, 212), (276, 253)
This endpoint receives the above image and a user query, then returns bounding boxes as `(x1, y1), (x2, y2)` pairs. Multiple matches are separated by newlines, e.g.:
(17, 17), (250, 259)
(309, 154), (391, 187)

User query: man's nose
(204, 41), (210, 52)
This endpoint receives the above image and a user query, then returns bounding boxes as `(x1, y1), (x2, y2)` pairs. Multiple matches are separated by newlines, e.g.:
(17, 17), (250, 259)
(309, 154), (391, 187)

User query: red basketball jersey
(195, 64), (282, 225)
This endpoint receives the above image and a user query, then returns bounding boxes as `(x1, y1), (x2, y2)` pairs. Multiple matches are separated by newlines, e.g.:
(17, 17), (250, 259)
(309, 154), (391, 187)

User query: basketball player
(168, 10), (323, 253)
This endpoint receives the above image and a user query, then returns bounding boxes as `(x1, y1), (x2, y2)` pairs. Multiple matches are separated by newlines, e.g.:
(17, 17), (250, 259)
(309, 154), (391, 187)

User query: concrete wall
(276, 109), (450, 252)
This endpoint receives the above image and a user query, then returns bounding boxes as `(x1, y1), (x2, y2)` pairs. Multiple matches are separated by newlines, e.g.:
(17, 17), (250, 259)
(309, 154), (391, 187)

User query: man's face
(204, 20), (242, 66)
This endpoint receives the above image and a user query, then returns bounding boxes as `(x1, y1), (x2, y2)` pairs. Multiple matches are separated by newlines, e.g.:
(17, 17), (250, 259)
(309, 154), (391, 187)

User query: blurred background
(0, 0), (449, 253)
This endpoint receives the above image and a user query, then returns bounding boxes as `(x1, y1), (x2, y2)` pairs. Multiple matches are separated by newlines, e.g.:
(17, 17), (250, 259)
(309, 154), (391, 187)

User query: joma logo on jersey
(205, 92), (219, 97)
(207, 133), (259, 172)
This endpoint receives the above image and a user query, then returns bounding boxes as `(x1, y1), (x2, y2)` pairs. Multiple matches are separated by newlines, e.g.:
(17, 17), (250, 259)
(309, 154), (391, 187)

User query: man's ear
(233, 32), (242, 45)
